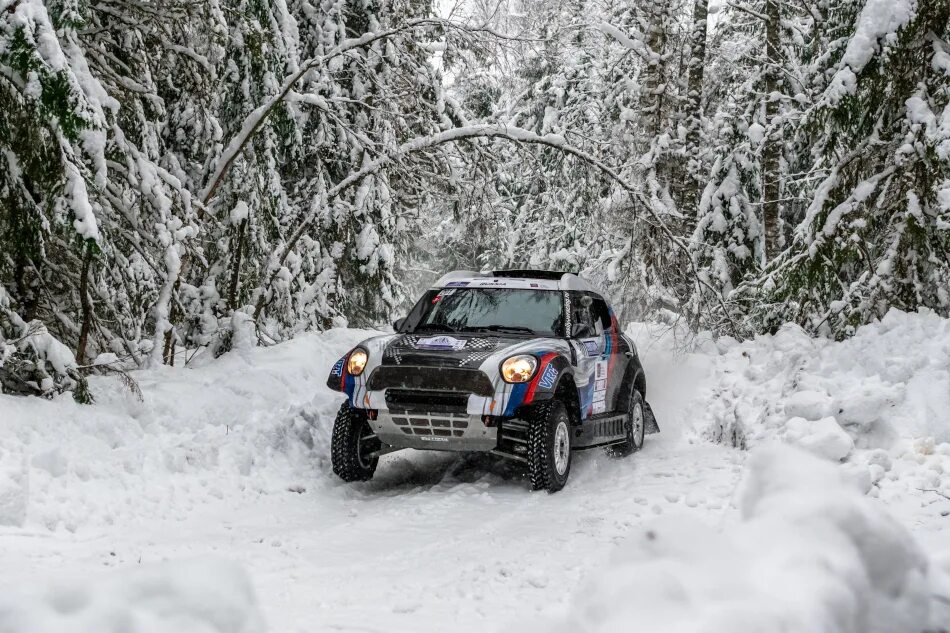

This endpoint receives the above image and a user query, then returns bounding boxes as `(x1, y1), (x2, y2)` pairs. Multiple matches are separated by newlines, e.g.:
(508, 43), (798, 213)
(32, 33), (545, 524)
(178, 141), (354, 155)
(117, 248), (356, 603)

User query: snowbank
(702, 309), (950, 449)
(0, 558), (263, 633)
(0, 328), (369, 531)
(697, 310), (950, 520)
(545, 445), (946, 633)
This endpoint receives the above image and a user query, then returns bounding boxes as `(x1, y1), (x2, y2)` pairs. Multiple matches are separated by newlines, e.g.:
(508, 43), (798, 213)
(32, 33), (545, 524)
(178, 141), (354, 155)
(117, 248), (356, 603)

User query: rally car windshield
(412, 288), (564, 336)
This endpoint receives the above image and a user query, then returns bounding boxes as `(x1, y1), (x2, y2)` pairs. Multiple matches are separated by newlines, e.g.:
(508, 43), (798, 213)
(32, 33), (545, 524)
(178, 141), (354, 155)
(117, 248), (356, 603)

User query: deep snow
(1, 311), (949, 632)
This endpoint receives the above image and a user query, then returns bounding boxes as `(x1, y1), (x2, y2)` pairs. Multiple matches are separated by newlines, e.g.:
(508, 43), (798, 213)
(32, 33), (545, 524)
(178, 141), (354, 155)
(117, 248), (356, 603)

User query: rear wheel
(605, 388), (645, 458)
(527, 400), (572, 492)
(331, 402), (381, 482)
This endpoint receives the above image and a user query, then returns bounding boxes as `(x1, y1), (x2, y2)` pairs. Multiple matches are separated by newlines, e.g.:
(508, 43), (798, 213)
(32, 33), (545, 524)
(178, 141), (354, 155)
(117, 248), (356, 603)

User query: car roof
(432, 269), (603, 294)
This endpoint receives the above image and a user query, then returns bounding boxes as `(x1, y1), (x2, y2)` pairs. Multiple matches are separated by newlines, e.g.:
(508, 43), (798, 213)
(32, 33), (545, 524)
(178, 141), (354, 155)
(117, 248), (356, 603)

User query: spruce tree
(758, 0), (950, 337)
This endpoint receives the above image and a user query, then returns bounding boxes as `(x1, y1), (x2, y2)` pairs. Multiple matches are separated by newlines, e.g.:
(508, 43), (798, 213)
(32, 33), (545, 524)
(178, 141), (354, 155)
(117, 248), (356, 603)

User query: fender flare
(618, 362), (647, 411)
(547, 360), (581, 424)
(618, 362), (659, 434)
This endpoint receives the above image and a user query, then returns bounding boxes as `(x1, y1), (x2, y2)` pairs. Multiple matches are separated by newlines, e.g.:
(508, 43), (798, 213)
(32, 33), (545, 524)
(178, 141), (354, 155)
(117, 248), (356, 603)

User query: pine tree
(758, 0), (950, 337)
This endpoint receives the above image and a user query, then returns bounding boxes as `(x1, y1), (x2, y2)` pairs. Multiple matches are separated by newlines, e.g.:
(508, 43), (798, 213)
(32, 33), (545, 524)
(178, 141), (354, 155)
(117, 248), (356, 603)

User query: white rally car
(326, 270), (658, 492)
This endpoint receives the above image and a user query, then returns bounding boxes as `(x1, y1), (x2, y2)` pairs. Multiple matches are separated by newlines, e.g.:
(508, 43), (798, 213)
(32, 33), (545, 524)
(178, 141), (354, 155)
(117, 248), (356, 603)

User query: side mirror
(571, 322), (594, 338)
(392, 317), (406, 332)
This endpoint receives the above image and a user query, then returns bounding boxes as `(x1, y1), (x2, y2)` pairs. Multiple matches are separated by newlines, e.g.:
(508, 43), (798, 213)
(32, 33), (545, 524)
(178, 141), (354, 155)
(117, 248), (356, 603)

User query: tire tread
(526, 400), (570, 492)
(331, 402), (379, 482)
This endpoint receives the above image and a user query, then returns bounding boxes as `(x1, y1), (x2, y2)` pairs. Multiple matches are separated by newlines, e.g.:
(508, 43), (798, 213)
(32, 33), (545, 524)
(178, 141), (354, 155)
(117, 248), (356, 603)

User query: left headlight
(501, 354), (538, 383)
(346, 348), (368, 376)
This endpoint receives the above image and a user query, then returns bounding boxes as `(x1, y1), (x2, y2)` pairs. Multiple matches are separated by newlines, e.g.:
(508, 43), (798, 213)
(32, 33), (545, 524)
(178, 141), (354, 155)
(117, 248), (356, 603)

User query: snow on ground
(541, 445), (947, 633)
(1, 310), (949, 632)
(0, 558), (263, 633)
(698, 309), (950, 549)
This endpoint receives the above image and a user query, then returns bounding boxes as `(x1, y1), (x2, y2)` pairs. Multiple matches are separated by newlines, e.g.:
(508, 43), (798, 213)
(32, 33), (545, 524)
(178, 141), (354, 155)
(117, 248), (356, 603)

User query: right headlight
(346, 348), (368, 376)
(501, 354), (538, 383)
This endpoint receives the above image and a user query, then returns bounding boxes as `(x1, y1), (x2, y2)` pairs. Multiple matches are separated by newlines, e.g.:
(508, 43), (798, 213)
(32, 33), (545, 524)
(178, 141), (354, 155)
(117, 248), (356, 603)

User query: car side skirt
(571, 412), (629, 448)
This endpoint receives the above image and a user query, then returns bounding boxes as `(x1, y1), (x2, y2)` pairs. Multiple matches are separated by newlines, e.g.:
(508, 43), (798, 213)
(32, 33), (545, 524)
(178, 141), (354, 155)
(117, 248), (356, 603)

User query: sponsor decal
(445, 281), (469, 287)
(595, 378), (607, 391)
(595, 360), (608, 380)
(538, 364), (558, 389)
(330, 358), (345, 376)
(420, 436), (449, 442)
(593, 389), (606, 404)
(416, 335), (467, 350)
(466, 278), (558, 290)
(582, 339), (600, 357)
(592, 401), (607, 415)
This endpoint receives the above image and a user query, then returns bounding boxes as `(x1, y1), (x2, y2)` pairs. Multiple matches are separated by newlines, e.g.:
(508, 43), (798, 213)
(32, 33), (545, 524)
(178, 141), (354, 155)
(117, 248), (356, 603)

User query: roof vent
(491, 269), (572, 281)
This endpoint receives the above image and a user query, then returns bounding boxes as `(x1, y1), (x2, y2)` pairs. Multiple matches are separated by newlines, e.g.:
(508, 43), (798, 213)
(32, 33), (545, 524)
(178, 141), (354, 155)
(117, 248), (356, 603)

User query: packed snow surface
(542, 445), (942, 633)
(1, 310), (949, 632)
(0, 558), (263, 633)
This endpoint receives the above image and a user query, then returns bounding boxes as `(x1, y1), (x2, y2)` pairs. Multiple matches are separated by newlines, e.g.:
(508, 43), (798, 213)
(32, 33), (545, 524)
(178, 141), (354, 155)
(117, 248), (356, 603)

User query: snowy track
(2, 316), (949, 632)
(0, 442), (743, 632)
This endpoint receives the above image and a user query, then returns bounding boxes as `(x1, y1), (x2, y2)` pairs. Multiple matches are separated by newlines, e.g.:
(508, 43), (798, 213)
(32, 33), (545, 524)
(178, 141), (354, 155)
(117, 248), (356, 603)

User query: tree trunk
(75, 244), (94, 365)
(762, 0), (782, 261)
(162, 279), (179, 367)
(685, 0), (708, 152)
(227, 219), (248, 311)
(674, 0), (709, 216)
(639, 1), (668, 147)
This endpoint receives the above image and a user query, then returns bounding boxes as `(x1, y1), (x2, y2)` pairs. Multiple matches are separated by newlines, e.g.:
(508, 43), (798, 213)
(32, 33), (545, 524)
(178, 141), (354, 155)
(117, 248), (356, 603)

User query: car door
(567, 292), (602, 418)
(589, 295), (627, 414)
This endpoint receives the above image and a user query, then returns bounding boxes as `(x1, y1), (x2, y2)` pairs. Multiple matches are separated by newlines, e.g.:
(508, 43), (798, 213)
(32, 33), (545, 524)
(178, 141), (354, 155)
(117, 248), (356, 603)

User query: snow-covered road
(1, 325), (748, 631)
(2, 314), (949, 632)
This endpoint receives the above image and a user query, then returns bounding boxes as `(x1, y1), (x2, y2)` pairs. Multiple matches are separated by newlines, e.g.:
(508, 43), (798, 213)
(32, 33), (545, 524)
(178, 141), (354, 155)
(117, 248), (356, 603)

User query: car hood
(380, 332), (562, 369)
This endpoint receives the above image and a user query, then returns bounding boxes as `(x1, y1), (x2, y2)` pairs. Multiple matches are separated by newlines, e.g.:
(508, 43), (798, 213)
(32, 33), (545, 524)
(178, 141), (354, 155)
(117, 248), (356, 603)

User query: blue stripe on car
(504, 382), (528, 416)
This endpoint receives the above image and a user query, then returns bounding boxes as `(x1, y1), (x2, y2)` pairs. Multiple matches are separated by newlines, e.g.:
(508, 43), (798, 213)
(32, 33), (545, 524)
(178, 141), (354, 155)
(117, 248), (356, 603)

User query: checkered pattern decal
(457, 350), (494, 367)
(383, 335), (499, 366)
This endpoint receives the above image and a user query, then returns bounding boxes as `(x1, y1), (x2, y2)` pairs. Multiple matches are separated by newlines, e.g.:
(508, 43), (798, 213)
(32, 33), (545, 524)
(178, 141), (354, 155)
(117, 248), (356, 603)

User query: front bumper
(369, 409), (498, 451)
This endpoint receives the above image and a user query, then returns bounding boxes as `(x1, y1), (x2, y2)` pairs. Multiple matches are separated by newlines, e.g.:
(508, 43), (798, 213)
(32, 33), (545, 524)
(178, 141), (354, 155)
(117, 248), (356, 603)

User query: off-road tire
(526, 400), (572, 492)
(605, 388), (645, 458)
(331, 402), (381, 482)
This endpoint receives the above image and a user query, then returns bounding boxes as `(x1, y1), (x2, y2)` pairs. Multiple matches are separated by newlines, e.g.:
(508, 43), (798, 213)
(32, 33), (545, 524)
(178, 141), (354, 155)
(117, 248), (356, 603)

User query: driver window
(570, 293), (595, 335)
(591, 297), (611, 334)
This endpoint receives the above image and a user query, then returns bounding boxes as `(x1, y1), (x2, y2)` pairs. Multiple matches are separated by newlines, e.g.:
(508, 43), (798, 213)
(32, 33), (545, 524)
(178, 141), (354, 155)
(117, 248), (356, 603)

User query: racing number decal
(592, 359), (608, 414)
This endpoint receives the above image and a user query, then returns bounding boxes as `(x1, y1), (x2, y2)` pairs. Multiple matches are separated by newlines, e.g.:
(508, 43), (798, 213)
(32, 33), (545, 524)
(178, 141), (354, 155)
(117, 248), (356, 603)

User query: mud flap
(644, 401), (660, 434)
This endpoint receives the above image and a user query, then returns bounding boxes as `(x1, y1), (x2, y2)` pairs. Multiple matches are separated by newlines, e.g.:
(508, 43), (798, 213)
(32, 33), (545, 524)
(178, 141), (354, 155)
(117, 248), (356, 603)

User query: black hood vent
(383, 334), (509, 368)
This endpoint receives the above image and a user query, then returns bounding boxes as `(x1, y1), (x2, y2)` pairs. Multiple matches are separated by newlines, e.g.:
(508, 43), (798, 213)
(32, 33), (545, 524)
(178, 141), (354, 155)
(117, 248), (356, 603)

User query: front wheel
(331, 402), (381, 482)
(605, 389), (645, 458)
(527, 400), (572, 492)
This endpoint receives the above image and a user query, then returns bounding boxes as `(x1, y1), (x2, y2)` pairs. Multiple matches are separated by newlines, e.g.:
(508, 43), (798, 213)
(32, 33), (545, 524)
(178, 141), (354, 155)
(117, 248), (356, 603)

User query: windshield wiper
(462, 324), (537, 335)
(413, 323), (458, 333)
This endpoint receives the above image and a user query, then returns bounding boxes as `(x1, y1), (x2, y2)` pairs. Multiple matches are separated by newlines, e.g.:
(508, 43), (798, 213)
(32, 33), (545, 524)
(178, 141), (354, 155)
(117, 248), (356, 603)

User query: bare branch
(250, 124), (733, 327)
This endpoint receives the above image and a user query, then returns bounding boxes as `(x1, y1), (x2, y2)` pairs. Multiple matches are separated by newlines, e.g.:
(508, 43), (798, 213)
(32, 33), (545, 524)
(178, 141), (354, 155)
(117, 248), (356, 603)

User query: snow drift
(0, 558), (263, 633)
(698, 308), (950, 520)
(0, 328), (368, 531)
(701, 308), (950, 449)
(546, 445), (947, 633)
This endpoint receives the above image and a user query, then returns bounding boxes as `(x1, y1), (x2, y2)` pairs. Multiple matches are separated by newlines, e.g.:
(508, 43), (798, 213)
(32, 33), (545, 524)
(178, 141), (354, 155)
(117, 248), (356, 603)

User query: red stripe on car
(524, 352), (559, 404)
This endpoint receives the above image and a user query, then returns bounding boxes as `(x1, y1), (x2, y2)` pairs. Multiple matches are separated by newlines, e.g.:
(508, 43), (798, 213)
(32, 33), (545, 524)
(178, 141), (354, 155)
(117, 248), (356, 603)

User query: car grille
(383, 388), (476, 439)
(385, 389), (468, 414)
(386, 410), (471, 438)
(368, 366), (494, 396)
